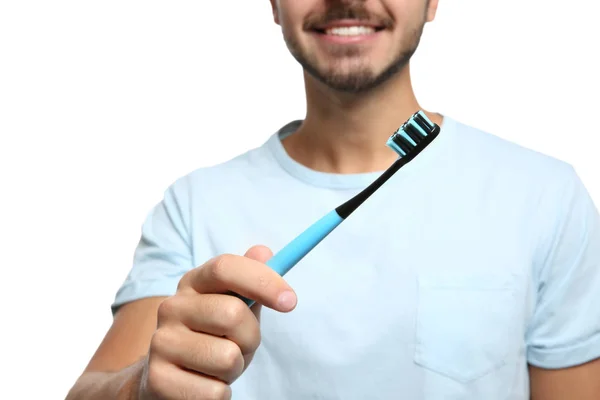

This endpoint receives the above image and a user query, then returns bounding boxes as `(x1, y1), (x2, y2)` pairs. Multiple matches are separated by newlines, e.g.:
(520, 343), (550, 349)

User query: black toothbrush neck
(335, 126), (440, 219)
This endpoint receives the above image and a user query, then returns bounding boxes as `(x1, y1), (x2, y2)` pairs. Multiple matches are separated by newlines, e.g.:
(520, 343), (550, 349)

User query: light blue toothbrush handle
(239, 210), (343, 307)
(266, 210), (343, 275)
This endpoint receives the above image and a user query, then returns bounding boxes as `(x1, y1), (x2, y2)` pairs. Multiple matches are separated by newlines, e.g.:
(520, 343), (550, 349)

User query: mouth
(311, 20), (386, 37)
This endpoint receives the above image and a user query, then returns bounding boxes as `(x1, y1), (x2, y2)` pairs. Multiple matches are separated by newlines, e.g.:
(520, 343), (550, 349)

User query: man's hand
(136, 245), (297, 400)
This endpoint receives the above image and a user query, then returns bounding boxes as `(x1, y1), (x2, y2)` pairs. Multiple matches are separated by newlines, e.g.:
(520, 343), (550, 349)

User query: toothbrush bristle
(386, 110), (440, 158)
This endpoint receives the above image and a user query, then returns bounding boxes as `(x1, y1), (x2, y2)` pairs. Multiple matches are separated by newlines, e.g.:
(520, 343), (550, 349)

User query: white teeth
(325, 26), (375, 36)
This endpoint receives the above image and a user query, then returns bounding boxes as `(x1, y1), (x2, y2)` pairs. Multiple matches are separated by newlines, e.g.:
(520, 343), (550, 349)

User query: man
(67, 0), (600, 399)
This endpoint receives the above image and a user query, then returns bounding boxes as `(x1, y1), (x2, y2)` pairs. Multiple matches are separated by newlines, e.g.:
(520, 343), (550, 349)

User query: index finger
(183, 254), (297, 312)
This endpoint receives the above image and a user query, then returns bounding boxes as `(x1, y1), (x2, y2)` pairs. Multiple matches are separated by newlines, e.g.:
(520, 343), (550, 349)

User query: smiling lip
(310, 21), (385, 44)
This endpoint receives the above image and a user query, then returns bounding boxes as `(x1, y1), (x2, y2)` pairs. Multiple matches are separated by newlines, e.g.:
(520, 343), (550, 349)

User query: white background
(1, 0), (598, 398)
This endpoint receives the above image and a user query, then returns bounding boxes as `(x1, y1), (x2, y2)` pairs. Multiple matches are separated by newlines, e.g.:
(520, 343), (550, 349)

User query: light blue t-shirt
(113, 116), (600, 399)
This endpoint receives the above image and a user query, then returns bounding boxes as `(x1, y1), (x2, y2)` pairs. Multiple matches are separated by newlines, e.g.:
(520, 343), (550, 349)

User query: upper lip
(312, 20), (384, 31)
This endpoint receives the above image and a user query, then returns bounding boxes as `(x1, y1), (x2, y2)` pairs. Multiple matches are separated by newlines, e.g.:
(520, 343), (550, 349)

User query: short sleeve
(111, 177), (194, 314)
(526, 166), (600, 368)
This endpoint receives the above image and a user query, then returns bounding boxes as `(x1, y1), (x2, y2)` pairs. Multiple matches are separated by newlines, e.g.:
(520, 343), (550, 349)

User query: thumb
(243, 245), (275, 318)
(244, 244), (273, 264)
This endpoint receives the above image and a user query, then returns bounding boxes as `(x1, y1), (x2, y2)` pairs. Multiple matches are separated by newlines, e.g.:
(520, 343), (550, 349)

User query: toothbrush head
(386, 110), (440, 159)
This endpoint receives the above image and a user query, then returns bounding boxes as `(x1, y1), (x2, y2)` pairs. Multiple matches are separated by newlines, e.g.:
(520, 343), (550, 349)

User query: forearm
(66, 359), (144, 400)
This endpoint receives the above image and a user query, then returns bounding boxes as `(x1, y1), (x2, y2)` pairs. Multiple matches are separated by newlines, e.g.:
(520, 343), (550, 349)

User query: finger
(186, 252), (297, 312)
(176, 245), (273, 295)
(166, 293), (260, 356)
(243, 244), (273, 263)
(151, 326), (244, 384)
(242, 245), (273, 319)
(145, 358), (232, 400)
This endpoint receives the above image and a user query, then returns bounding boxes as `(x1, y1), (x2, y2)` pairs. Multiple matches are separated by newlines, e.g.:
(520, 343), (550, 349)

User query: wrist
(119, 358), (146, 400)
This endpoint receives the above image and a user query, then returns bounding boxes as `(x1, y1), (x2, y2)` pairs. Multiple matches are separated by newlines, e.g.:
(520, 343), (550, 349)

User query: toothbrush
(239, 110), (440, 307)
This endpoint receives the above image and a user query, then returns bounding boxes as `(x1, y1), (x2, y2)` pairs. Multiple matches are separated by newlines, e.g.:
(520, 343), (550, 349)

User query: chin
(311, 72), (383, 93)
(308, 58), (400, 93)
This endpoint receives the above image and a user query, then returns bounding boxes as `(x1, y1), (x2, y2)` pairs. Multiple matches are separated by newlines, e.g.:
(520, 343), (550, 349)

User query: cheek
(277, 13), (301, 43)
(276, 0), (315, 25)
(275, 2), (315, 45)
(389, 4), (428, 40)
(384, 0), (428, 24)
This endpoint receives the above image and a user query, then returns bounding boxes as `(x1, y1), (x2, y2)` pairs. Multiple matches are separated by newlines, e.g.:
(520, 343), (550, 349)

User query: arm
(66, 297), (166, 400)
(67, 178), (194, 399)
(527, 166), (600, 399)
(66, 248), (295, 400)
(529, 359), (600, 400)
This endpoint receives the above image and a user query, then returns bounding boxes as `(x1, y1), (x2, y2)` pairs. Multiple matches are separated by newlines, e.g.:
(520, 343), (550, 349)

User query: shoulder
(447, 116), (577, 192)
(166, 132), (279, 197)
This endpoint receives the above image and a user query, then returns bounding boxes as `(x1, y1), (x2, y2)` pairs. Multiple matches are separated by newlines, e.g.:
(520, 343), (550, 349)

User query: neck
(282, 64), (443, 174)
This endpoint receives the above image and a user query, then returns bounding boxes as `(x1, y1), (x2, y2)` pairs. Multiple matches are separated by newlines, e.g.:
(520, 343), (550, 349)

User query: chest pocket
(414, 272), (521, 383)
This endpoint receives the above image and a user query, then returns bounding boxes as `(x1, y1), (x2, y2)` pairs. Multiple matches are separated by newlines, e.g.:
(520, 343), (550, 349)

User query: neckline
(267, 115), (456, 190)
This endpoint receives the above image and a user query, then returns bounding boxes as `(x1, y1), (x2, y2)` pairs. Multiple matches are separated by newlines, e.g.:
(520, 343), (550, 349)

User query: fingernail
(277, 291), (297, 310)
